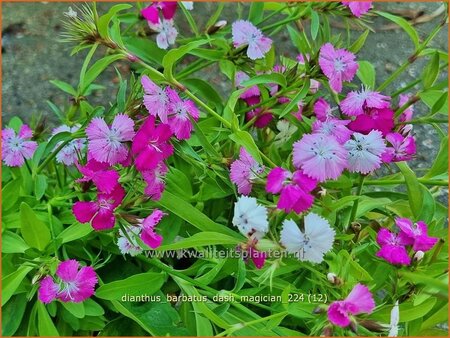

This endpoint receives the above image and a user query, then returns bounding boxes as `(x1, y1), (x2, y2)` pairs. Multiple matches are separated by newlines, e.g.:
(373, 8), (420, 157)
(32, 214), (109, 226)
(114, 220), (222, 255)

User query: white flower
(181, 2), (194, 10)
(344, 130), (386, 174)
(274, 120), (298, 147)
(117, 227), (143, 256)
(149, 19), (178, 50)
(413, 250), (424, 261)
(280, 213), (335, 263)
(232, 196), (268, 239)
(64, 6), (77, 18)
(388, 301), (399, 337)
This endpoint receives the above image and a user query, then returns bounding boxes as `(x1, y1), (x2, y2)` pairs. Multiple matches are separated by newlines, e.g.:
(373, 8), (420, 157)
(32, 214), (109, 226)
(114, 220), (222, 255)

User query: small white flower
(388, 301), (399, 337)
(63, 6), (77, 18)
(149, 19), (178, 50)
(117, 227), (143, 256)
(232, 196), (268, 239)
(344, 130), (386, 174)
(274, 120), (298, 147)
(280, 213), (335, 264)
(181, 1), (194, 10)
(413, 250), (424, 261)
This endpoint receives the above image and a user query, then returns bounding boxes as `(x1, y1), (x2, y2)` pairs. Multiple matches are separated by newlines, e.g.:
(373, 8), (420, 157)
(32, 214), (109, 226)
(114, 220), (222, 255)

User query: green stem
(364, 178), (448, 186)
(36, 137), (74, 174)
(349, 175), (365, 223)
(397, 118), (448, 125)
(47, 204), (59, 259)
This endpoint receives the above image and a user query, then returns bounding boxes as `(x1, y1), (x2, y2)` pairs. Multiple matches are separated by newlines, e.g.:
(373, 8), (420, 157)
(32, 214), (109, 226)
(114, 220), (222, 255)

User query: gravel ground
(1, 2), (448, 201)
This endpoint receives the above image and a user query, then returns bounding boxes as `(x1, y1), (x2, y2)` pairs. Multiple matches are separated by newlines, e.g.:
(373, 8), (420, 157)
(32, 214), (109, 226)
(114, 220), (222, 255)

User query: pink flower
(342, 1), (373, 17)
(395, 218), (438, 252)
(248, 246), (266, 269)
(319, 43), (358, 93)
(166, 88), (199, 140)
(293, 134), (348, 182)
(314, 98), (336, 121)
(381, 132), (416, 163)
(38, 260), (97, 303)
(235, 71), (260, 100)
(86, 114), (135, 166)
(139, 209), (165, 249)
(340, 87), (390, 116)
(141, 2), (177, 24)
(73, 184), (125, 230)
(398, 94), (414, 122)
(328, 283), (375, 327)
(142, 162), (168, 200)
(266, 167), (317, 214)
(149, 19), (178, 50)
(51, 125), (86, 166)
(132, 116), (173, 172)
(376, 228), (411, 265)
(141, 75), (170, 122)
(246, 108), (274, 128)
(293, 101), (304, 121)
(75, 159), (119, 194)
(344, 130), (386, 174)
(312, 118), (352, 144)
(232, 20), (272, 60)
(297, 53), (310, 65)
(230, 147), (265, 195)
(2, 125), (38, 167)
(348, 107), (394, 136)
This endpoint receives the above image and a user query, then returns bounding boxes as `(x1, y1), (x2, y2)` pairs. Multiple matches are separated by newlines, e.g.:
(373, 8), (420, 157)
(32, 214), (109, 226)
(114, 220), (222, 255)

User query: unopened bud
(207, 20), (227, 34)
(413, 250), (425, 262)
(127, 53), (139, 62)
(351, 222), (361, 233)
(359, 319), (385, 332)
(321, 325), (333, 336)
(349, 320), (358, 333)
(313, 306), (325, 314)
(327, 272), (343, 285)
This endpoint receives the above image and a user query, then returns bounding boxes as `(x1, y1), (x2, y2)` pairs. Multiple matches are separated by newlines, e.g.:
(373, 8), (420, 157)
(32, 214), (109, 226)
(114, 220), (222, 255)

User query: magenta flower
(376, 228), (411, 265)
(139, 209), (165, 249)
(293, 134), (348, 182)
(381, 132), (416, 163)
(2, 125), (38, 167)
(248, 246), (266, 269)
(166, 88), (199, 140)
(342, 1), (373, 17)
(340, 87), (390, 116)
(235, 71), (260, 100)
(344, 130), (386, 174)
(38, 259), (97, 304)
(148, 19), (178, 50)
(395, 218), (438, 252)
(348, 107), (394, 136)
(141, 2), (177, 24)
(296, 53), (310, 65)
(73, 184), (125, 230)
(86, 114), (135, 166)
(398, 94), (414, 122)
(314, 98), (336, 122)
(230, 147), (265, 195)
(266, 167), (317, 214)
(312, 118), (352, 144)
(319, 43), (358, 93)
(328, 283), (375, 327)
(51, 125), (86, 166)
(75, 159), (119, 194)
(246, 108), (274, 128)
(232, 20), (272, 60)
(141, 75), (170, 122)
(142, 162), (168, 201)
(132, 116), (173, 172)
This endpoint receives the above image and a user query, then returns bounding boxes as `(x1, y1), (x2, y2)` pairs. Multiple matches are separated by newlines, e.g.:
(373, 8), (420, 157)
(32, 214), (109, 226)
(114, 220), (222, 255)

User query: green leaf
(422, 52), (440, 89)
(375, 11), (419, 49)
(43, 131), (72, 158)
(356, 61), (376, 89)
(423, 136), (448, 178)
(157, 232), (241, 251)
(80, 54), (124, 94)
(182, 78), (223, 112)
(2, 178), (22, 211)
(421, 303), (448, 329)
(397, 162), (423, 219)
(218, 60), (235, 81)
(20, 202), (51, 251)
(96, 272), (165, 301)
(241, 73), (286, 88)
(84, 299), (105, 316)
(229, 130), (263, 163)
(57, 222), (93, 244)
(372, 297), (436, 322)
(418, 184), (436, 224)
(349, 30), (370, 53)
(37, 302), (59, 336)
(280, 78), (310, 117)
(420, 90), (448, 115)
(2, 266), (33, 306)
(123, 37), (166, 65)
(34, 174), (47, 200)
(430, 90), (448, 116)
(162, 40), (208, 81)
(2, 294), (27, 336)
(97, 4), (132, 39)
(49, 80), (77, 96)
(62, 302), (85, 319)
(2, 231), (30, 253)
(156, 191), (239, 237)
(248, 2), (264, 24)
(310, 10), (320, 40)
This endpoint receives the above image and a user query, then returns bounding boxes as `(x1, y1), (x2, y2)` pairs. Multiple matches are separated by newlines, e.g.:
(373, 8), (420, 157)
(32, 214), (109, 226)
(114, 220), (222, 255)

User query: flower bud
(351, 222), (361, 233)
(321, 325), (333, 336)
(413, 250), (425, 262)
(327, 272), (343, 285)
(359, 319), (385, 332)
(349, 319), (358, 333)
(207, 20), (227, 34)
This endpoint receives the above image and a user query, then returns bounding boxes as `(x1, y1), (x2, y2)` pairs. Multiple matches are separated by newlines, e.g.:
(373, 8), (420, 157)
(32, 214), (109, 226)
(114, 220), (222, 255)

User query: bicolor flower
(86, 114), (135, 166)
(75, 159), (119, 194)
(327, 283), (375, 327)
(51, 124), (86, 166)
(166, 88), (199, 140)
(382, 133), (416, 163)
(38, 260), (97, 304)
(2, 125), (38, 167)
(230, 147), (265, 195)
(132, 116), (173, 172)
(280, 213), (335, 263)
(141, 75), (170, 122)
(395, 218), (438, 252)
(141, 2), (177, 24)
(376, 228), (411, 265)
(266, 167), (317, 214)
(139, 209), (165, 249)
(141, 162), (168, 201)
(312, 118), (352, 144)
(232, 196), (269, 239)
(319, 43), (358, 93)
(73, 184), (125, 230)
(344, 130), (386, 174)
(342, 1), (373, 17)
(340, 87), (390, 116)
(293, 133), (348, 182)
(117, 226), (144, 256)
(232, 20), (272, 60)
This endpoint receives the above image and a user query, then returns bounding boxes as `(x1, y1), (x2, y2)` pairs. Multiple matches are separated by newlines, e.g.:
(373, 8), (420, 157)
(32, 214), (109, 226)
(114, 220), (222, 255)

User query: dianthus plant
(2, 2), (448, 337)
